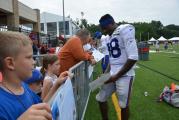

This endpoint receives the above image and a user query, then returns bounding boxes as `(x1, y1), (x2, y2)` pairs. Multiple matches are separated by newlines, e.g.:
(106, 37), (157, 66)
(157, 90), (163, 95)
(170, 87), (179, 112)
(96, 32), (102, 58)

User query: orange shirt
(58, 36), (91, 74)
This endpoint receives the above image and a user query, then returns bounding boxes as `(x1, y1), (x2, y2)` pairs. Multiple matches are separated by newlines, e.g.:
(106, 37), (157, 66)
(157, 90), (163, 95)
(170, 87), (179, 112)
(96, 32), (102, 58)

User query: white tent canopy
(158, 36), (167, 41)
(148, 37), (157, 42)
(169, 37), (179, 41)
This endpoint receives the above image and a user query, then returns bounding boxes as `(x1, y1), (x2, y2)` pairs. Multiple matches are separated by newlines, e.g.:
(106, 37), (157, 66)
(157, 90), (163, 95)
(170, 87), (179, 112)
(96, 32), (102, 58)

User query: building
(40, 12), (80, 39)
(0, 0), (40, 32)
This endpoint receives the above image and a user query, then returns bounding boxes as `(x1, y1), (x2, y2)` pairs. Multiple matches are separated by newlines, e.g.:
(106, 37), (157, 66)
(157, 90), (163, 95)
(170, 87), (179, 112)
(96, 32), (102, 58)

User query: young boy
(24, 69), (43, 96)
(0, 31), (68, 120)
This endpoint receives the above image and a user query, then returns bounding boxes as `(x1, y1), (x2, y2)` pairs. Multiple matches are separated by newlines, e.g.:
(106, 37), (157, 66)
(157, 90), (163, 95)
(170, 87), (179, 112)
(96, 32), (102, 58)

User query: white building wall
(40, 12), (79, 38)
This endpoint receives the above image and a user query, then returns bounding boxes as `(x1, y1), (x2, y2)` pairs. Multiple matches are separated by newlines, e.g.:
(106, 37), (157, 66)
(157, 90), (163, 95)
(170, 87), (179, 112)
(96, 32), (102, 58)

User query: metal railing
(69, 61), (93, 120)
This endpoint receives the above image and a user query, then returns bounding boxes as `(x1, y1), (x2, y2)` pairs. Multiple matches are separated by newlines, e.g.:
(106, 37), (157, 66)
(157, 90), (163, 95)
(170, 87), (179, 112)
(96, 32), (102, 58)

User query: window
(59, 21), (69, 35)
(41, 23), (44, 31)
(47, 22), (57, 36)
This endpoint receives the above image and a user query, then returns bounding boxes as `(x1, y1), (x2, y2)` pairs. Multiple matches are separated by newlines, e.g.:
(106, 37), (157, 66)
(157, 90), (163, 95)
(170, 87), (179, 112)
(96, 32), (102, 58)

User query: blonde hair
(0, 31), (31, 71)
(40, 54), (59, 77)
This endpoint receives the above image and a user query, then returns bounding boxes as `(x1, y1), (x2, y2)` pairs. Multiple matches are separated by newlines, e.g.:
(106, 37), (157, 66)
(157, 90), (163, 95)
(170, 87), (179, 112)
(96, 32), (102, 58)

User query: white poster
(92, 50), (105, 62)
(89, 73), (111, 91)
(48, 77), (76, 120)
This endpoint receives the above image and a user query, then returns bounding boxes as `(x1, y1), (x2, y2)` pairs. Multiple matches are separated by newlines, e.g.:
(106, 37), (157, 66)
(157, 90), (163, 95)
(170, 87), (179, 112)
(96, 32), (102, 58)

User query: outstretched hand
(57, 71), (74, 85)
(56, 71), (68, 85)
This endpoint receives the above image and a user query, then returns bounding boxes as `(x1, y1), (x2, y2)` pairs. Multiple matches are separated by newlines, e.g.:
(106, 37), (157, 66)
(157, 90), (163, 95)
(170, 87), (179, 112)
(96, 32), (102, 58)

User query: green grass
(150, 44), (179, 53)
(131, 52), (179, 120)
(84, 47), (179, 120)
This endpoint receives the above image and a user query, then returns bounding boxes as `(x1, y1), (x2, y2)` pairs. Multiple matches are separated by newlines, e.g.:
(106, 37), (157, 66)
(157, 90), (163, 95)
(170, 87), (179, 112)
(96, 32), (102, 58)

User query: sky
(19, 0), (179, 26)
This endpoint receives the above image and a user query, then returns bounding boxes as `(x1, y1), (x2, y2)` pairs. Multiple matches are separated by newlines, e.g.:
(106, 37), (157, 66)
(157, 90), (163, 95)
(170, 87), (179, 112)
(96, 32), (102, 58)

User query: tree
(87, 24), (100, 35)
(80, 18), (88, 28)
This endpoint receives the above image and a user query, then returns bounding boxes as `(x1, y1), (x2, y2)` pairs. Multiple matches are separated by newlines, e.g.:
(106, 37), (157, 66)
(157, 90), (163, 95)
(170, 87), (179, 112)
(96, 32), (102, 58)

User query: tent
(169, 37), (179, 41)
(148, 37), (158, 45)
(148, 37), (157, 42)
(157, 36), (167, 42)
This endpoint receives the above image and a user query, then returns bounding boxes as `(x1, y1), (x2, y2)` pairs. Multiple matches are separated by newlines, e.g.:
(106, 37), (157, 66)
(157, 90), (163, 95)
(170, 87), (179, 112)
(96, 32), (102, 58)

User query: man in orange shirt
(58, 29), (96, 74)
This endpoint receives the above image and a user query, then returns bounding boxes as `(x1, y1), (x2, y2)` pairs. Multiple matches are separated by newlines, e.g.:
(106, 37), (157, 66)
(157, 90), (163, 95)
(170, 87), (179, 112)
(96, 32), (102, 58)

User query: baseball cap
(25, 69), (43, 84)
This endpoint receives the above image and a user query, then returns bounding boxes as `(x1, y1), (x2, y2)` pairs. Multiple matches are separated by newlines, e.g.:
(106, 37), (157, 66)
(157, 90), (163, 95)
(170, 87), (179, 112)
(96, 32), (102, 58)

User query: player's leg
(96, 82), (115, 120)
(98, 101), (108, 120)
(115, 76), (134, 120)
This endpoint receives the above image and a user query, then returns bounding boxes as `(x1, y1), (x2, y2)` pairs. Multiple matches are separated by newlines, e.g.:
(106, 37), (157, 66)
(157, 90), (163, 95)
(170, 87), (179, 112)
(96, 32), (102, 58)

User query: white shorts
(96, 76), (134, 108)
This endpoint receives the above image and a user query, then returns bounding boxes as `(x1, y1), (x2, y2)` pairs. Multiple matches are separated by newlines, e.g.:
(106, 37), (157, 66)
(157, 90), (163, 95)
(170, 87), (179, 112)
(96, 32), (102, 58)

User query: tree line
(76, 19), (179, 42)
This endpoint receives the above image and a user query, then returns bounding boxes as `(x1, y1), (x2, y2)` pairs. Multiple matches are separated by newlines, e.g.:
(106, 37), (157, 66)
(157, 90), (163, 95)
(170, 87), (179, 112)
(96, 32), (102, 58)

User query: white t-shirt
(106, 24), (138, 76)
(44, 74), (58, 85)
(55, 47), (62, 54)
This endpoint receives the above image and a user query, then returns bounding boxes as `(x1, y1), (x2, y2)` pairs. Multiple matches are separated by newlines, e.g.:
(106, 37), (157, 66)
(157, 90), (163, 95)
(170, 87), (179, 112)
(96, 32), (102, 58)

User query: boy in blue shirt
(24, 69), (43, 96)
(0, 32), (69, 120)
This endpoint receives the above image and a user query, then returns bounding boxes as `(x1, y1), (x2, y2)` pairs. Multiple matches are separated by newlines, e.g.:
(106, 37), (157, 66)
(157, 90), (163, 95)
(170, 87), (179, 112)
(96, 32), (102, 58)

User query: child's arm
(41, 79), (53, 100)
(17, 103), (51, 120)
(43, 71), (69, 103)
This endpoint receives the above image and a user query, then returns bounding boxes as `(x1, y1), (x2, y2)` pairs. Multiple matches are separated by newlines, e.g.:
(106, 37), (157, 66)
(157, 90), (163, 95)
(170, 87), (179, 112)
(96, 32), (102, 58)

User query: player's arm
(105, 59), (137, 83)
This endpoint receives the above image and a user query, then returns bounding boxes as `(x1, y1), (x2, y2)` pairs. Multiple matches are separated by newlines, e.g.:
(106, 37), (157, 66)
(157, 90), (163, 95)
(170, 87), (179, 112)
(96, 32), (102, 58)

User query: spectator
(41, 54), (60, 100)
(58, 29), (96, 74)
(55, 42), (64, 54)
(40, 44), (48, 54)
(93, 31), (102, 48)
(164, 42), (168, 50)
(24, 69), (43, 96)
(155, 41), (160, 52)
(0, 31), (69, 120)
(0, 31), (50, 120)
(99, 35), (110, 73)
(89, 37), (98, 49)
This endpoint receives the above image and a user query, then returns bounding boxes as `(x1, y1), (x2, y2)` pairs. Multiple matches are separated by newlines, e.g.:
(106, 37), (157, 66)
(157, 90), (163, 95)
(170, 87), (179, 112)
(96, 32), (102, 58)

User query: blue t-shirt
(0, 83), (42, 120)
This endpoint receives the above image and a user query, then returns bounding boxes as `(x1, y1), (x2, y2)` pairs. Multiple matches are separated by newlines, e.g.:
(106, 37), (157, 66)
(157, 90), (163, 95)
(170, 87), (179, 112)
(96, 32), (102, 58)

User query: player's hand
(105, 75), (117, 84)
(90, 58), (96, 65)
(17, 103), (52, 120)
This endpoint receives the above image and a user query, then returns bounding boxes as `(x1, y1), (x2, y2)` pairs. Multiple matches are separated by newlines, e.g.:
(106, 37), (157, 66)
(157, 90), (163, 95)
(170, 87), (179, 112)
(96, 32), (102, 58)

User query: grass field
(150, 43), (179, 53)
(84, 44), (179, 120)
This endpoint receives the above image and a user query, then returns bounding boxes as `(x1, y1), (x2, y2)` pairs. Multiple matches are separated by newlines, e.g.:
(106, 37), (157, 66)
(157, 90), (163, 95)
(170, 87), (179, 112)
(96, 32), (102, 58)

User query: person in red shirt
(58, 29), (96, 74)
